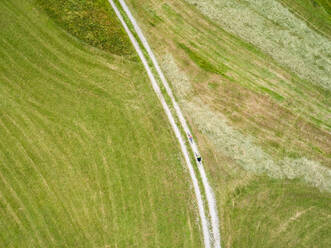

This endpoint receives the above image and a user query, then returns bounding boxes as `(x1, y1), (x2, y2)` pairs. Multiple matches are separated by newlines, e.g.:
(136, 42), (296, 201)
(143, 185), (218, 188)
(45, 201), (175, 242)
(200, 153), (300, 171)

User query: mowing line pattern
(0, 0), (203, 246)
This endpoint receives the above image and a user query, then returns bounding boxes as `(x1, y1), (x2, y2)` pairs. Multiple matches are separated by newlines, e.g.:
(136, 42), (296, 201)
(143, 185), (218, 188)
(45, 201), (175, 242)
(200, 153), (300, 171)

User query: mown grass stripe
(0, 184), (28, 237)
(1, 39), (115, 102)
(0, 18), (121, 99)
(0, 160), (48, 247)
(0, 116), (92, 246)
(0, 45), (79, 102)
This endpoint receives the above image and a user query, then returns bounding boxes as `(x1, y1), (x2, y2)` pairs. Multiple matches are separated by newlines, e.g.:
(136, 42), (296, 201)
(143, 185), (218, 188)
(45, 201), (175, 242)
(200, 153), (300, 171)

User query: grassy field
(122, 0), (331, 247)
(1, 0), (330, 247)
(278, 0), (331, 38)
(0, 0), (203, 247)
(223, 176), (330, 247)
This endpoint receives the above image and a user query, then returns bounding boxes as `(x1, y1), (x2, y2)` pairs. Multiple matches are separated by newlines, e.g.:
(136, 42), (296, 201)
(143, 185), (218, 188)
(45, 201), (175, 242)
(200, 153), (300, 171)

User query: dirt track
(108, 0), (221, 247)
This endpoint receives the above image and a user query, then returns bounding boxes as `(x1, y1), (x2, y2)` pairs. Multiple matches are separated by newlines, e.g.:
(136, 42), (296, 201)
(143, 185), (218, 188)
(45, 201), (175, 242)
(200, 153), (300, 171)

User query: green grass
(224, 176), (331, 248)
(258, 86), (285, 102)
(177, 42), (228, 76)
(0, 0), (203, 247)
(277, 0), (331, 38)
(2, 0), (329, 246)
(35, 0), (135, 56)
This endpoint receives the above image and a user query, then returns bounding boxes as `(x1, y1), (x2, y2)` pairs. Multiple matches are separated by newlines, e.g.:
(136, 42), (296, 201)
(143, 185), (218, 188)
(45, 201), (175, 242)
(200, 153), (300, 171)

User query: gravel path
(108, 1), (221, 247)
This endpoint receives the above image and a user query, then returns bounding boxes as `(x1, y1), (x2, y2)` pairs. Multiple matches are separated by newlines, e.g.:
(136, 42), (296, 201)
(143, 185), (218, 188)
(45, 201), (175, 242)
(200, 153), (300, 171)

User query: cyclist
(195, 152), (202, 162)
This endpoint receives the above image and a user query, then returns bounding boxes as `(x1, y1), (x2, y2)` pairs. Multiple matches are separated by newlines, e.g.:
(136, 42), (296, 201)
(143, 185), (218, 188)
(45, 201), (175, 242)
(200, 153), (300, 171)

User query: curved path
(108, 1), (221, 247)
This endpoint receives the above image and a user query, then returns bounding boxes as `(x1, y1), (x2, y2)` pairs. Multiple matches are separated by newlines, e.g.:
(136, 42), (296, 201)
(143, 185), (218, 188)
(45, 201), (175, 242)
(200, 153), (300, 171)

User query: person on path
(188, 132), (193, 144)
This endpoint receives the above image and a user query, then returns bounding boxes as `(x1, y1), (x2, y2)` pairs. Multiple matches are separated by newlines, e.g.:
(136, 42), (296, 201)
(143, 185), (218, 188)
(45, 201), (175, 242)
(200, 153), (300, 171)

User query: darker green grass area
(35, 0), (134, 56)
(259, 86), (285, 101)
(177, 42), (228, 75)
(224, 176), (331, 248)
(278, 0), (331, 38)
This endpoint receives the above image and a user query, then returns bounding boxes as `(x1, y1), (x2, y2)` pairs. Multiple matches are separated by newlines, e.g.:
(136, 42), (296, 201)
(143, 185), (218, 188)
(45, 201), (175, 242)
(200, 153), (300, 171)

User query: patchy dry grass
(161, 54), (331, 192)
(124, 1), (331, 245)
(186, 0), (331, 90)
(184, 99), (331, 192)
